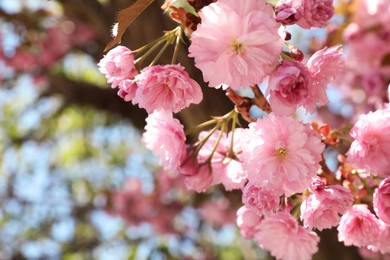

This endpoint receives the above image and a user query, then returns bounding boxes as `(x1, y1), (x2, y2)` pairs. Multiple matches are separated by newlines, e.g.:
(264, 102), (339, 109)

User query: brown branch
(250, 84), (272, 113)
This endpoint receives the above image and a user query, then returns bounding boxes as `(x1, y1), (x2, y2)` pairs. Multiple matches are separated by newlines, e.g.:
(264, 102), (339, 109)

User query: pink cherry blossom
(296, 0), (334, 29)
(236, 206), (263, 240)
(300, 183), (354, 230)
(275, 0), (334, 28)
(347, 108), (390, 177)
(142, 110), (186, 172)
(197, 129), (247, 191)
(242, 182), (280, 215)
(373, 177), (390, 225)
(367, 222), (390, 254)
(240, 114), (325, 196)
(275, 0), (300, 25)
(338, 204), (381, 247)
(182, 164), (214, 193)
(98, 45), (137, 88)
(188, 0), (282, 90)
(306, 45), (344, 112)
(256, 212), (320, 260)
(132, 64), (203, 114)
(266, 60), (314, 115)
(118, 79), (138, 102)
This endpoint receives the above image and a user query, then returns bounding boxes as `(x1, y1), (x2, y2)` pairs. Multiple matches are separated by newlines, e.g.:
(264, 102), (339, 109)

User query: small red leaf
(104, 0), (155, 52)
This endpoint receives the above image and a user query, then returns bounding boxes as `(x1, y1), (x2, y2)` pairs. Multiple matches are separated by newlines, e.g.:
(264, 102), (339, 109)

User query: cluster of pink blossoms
(97, 0), (390, 258)
(98, 46), (203, 114)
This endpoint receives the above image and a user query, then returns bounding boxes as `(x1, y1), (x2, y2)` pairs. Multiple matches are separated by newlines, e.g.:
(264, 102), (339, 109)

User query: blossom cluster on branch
(98, 0), (390, 259)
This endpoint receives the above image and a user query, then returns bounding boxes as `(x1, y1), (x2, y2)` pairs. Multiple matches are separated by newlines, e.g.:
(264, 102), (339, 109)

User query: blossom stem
(185, 118), (218, 135)
(136, 39), (166, 67)
(227, 112), (238, 158)
(134, 36), (164, 55)
(171, 29), (182, 64)
(149, 39), (171, 66)
(206, 123), (226, 163)
(193, 124), (220, 155)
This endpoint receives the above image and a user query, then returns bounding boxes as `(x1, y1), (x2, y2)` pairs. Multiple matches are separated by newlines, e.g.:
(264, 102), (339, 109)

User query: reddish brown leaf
(104, 0), (155, 52)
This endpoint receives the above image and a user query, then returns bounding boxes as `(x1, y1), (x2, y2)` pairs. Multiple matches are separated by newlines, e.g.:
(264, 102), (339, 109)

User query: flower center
(275, 148), (287, 158)
(231, 40), (244, 54)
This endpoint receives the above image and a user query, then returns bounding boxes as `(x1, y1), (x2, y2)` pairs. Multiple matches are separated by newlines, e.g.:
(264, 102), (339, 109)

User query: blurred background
(0, 0), (388, 259)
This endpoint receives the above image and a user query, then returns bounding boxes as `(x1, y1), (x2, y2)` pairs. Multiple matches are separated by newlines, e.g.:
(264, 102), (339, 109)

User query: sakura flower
(188, 0), (282, 90)
(376, 223), (390, 254)
(347, 108), (390, 177)
(275, 0), (300, 25)
(182, 164), (214, 193)
(133, 64), (203, 114)
(118, 79), (138, 102)
(236, 206), (263, 240)
(266, 60), (313, 115)
(197, 129), (247, 191)
(367, 222), (390, 254)
(142, 110), (186, 172)
(241, 114), (325, 196)
(306, 45), (344, 112)
(98, 45), (137, 88)
(338, 204), (381, 248)
(300, 182), (354, 230)
(256, 212), (320, 260)
(242, 182), (280, 215)
(295, 0), (334, 29)
(373, 177), (390, 225)
(276, 0), (334, 28)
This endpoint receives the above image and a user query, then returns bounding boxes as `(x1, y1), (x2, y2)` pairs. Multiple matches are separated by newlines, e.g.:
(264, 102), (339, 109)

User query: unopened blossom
(338, 204), (381, 248)
(133, 64), (203, 114)
(98, 45), (137, 88)
(300, 182), (354, 230)
(188, 0), (282, 90)
(306, 45), (344, 112)
(197, 129), (247, 191)
(373, 177), (390, 225)
(142, 110), (186, 172)
(266, 60), (314, 115)
(236, 206), (263, 239)
(256, 212), (320, 260)
(347, 108), (390, 177)
(241, 114), (325, 196)
(242, 182), (280, 215)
